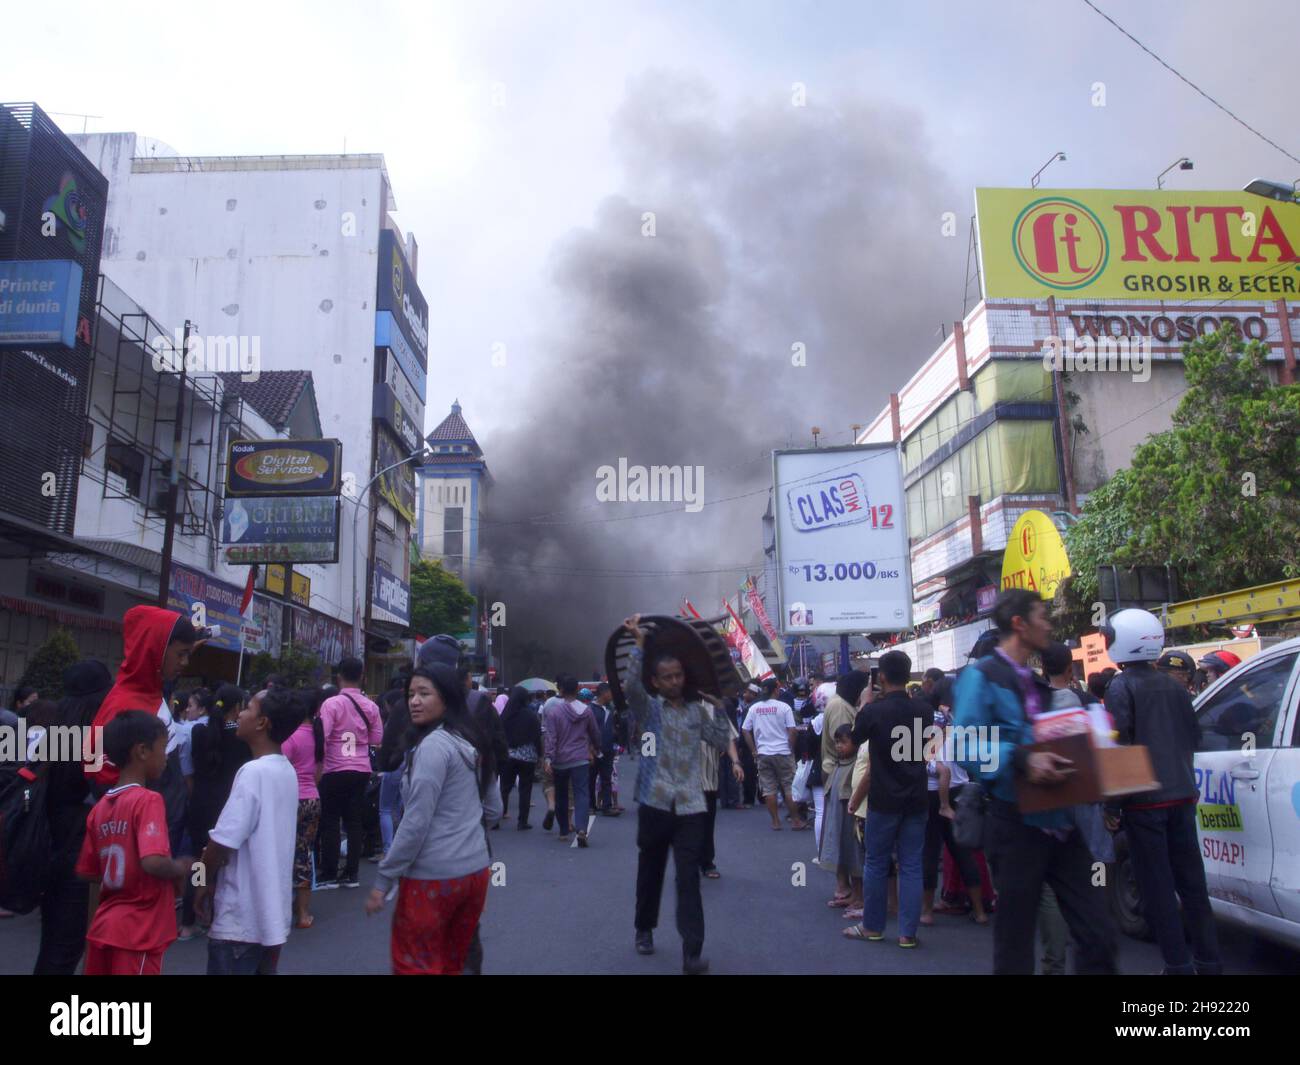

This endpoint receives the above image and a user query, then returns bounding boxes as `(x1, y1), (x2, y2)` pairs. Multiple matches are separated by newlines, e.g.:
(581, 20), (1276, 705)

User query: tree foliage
(409, 559), (475, 639)
(243, 645), (323, 690)
(17, 628), (81, 702)
(1061, 325), (1300, 627)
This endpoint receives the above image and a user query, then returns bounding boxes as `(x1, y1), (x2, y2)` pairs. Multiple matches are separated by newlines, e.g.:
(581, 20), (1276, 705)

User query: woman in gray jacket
(364, 664), (502, 974)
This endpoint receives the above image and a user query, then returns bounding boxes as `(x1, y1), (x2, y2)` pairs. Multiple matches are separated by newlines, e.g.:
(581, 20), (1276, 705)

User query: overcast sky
(6, 0), (1296, 662)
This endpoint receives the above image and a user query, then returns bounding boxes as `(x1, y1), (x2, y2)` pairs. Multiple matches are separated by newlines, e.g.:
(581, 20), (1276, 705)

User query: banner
(167, 563), (245, 653)
(772, 444), (912, 634)
(371, 559), (411, 626)
(374, 429), (417, 524)
(976, 187), (1300, 301)
(373, 380), (421, 455)
(743, 575), (780, 644)
(221, 495), (340, 564)
(225, 439), (342, 497)
(291, 607), (351, 668)
(721, 602), (774, 681)
(0, 260), (83, 348)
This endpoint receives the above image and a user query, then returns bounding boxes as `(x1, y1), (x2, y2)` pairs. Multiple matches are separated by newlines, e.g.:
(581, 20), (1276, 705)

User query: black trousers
(737, 743), (758, 805)
(34, 873), (89, 975)
(501, 758), (537, 825)
(985, 801), (1118, 975)
(319, 770), (370, 882)
(1124, 803), (1222, 974)
(589, 754), (614, 811)
(700, 791), (720, 871)
(635, 804), (707, 957)
(923, 788), (981, 891)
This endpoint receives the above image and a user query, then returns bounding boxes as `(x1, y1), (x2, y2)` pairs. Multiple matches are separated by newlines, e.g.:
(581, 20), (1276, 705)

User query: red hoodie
(87, 605), (184, 787)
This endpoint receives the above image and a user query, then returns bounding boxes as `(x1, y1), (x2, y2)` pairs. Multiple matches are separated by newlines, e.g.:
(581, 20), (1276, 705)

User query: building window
(105, 438), (146, 499)
(444, 506), (464, 570)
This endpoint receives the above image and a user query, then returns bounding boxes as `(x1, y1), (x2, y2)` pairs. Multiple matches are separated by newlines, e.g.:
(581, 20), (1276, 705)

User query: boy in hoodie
(76, 711), (193, 975)
(542, 674), (602, 846)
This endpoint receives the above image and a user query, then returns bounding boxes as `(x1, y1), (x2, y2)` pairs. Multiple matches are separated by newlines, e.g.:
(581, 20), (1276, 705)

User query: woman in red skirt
(364, 663), (501, 974)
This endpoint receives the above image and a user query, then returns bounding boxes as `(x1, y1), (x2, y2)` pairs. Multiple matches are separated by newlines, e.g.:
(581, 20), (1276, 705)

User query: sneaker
(517, 821), (533, 831)
(314, 880), (339, 892)
(367, 853), (384, 863)
(576, 831), (588, 848)
(177, 925), (200, 942)
(342, 878), (362, 889)
(542, 810), (555, 831)
(635, 931), (654, 955)
(682, 954), (710, 975)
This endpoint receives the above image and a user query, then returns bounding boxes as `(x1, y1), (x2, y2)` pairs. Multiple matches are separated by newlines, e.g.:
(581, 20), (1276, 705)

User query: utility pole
(157, 320), (191, 606)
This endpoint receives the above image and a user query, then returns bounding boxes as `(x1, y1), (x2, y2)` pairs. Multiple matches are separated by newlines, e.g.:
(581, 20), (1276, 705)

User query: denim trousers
(862, 808), (927, 937)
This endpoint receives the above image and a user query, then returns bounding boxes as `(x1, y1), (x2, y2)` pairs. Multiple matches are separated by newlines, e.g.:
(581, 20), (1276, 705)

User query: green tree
(243, 645), (323, 690)
(18, 628), (82, 702)
(409, 559), (475, 638)
(1061, 325), (1300, 626)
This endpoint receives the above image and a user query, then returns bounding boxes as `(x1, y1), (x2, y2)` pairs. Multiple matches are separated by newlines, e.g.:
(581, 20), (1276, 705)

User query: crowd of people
(1, 590), (1232, 976)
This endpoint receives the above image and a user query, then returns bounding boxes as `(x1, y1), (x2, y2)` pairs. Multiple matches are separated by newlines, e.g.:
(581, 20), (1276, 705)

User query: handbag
(952, 782), (988, 849)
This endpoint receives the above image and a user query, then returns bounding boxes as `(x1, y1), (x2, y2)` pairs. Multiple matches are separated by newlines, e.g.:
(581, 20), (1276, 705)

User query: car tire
(1107, 831), (1153, 941)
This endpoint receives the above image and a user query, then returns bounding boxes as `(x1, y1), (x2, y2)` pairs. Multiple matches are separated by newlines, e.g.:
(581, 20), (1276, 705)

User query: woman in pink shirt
(281, 689), (324, 928)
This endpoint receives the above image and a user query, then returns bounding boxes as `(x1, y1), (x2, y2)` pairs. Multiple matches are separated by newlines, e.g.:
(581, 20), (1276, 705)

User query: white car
(1110, 636), (1300, 950)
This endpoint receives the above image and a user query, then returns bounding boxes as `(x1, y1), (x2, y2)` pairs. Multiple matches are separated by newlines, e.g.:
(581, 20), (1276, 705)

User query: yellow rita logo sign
(977, 188), (1300, 300)
(1001, 510), (1071, 600)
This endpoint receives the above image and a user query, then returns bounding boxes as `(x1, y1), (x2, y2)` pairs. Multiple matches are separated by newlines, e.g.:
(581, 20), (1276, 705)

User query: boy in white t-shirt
(741, 697), (806, 831)
(195, 687), (300, 975)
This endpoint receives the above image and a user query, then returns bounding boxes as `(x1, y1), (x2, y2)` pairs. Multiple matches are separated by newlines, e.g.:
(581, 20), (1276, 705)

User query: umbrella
(517, 677), (554, 693)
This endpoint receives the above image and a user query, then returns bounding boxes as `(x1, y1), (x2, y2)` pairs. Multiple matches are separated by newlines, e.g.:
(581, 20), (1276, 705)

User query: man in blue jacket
(953, 588), (1118, 974)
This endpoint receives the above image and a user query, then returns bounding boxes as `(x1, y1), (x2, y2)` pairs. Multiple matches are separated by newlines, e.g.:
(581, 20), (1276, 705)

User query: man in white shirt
(741, 696), (806, 830)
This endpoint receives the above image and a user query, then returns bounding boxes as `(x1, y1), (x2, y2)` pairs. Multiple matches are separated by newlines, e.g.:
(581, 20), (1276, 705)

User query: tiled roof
(218, 371), (313, 430)
(426, 400), (481, 452)
(420, 452), (486, 466)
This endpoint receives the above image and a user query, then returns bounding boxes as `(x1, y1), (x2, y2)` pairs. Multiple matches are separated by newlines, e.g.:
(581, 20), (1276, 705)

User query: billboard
(225, 439), (341, 497)
(371, 559), (411, 626)
(976, 188), (1300, 301)
(374, 428), (417, 524)
(773, 444), (912, 635)
(291, 606), (351, 669)
(376, 228), (428, 370)
(220, 495), (341, 564)
(375, 311), (426, 401)
(1001, 510), (1071, 600)
(373, 380), (421, 455)
(380, 347), (425, 429)
(0, 260), (83, 347)
(264, 564), (311, 606)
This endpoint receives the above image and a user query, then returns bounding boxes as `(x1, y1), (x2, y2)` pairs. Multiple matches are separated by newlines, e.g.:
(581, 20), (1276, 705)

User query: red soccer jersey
(75, 784), (178, 953)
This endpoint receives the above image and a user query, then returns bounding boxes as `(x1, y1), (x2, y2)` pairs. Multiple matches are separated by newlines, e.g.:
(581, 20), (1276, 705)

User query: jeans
(923, 788), (981, 890)
(501, 758), (537, 825)
(635, 804), (707, 956)
(984, 800), (1118, 974)
(554, 763), (590, 835)
(378, 770), (404, 854)
(589, 754), (614, 811)
(207, 939), (281, 975)
(700, 791), (719, 871)
(863, 808), (927, 937)
(1038, 885), (1068, 974)
(1124, 803), (1221, 975)
(319, 770), (370, 882)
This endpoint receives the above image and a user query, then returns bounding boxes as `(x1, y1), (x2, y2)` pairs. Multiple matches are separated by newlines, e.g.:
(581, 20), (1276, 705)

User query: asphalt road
(3, 756), (1297, 975)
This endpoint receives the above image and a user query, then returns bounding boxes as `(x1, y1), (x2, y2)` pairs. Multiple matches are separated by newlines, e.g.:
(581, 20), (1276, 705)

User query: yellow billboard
(1001, 510), (1071, 600)
(976, 188), (1300, 301)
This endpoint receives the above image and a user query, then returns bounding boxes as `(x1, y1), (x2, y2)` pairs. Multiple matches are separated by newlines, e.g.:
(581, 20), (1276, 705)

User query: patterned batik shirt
(625, 646), (732, 815)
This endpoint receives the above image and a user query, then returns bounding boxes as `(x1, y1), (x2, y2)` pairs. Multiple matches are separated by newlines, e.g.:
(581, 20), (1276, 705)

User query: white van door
(1193, 649), (1298, 916)
(1265, 675), (1300, 923)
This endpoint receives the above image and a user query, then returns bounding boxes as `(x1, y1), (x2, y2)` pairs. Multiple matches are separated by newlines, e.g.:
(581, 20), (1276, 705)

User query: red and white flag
(722, 600), (774, 681)
(681, 597), (702, 619)
(239, 565), (258, 616)
(743, 575), (780, 644)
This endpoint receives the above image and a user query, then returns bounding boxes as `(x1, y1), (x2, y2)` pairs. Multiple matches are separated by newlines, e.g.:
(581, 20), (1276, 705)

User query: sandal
(294, 915), (314, 929)
(827, 895), (852, 908)
(703, 868), (721, 879)
(842, 925), (883, 941)
(843, 908), (864, 920)
(970, 912), (990, 925)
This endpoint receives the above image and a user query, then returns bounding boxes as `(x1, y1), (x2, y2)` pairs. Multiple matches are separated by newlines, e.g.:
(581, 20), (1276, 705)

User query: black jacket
(1105, 664), (1199, 807)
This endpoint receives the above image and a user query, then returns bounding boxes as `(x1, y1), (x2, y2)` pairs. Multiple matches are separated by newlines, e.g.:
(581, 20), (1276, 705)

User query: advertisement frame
(772, 443), (915, 636)
(225, 438), (342, 497)
(220, 494), (342, 565)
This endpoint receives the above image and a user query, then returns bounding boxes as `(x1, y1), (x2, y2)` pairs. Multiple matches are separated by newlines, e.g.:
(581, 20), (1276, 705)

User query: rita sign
(976, 188), (1300, 300)
(226, 439), (341, 497)
(1001, 510), (1071, 600)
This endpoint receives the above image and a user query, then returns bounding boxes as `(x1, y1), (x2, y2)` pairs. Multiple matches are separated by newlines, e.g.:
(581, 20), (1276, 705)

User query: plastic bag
(792, 759), (813, 804)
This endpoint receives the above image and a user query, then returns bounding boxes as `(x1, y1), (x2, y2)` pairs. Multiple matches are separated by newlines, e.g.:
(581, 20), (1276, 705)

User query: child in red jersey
(76, 710), (192, 975)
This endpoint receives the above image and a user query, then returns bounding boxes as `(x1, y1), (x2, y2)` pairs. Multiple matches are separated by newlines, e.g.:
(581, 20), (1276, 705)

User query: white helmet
(1104, 608), (1165, 664)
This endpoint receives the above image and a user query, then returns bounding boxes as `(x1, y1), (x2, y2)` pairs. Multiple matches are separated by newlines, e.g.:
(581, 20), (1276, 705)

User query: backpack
(0, 760), (54, 913)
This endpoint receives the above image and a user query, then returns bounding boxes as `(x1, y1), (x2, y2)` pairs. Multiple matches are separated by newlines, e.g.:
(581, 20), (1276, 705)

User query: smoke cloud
(474, 71), (964, 678)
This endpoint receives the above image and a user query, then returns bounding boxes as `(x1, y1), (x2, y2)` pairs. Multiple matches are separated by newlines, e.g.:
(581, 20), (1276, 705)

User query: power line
(1080, 0), (1300, 166)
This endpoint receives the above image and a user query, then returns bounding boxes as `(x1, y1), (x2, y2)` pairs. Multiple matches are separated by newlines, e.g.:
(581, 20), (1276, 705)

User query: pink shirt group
(318, 689), (384, 775)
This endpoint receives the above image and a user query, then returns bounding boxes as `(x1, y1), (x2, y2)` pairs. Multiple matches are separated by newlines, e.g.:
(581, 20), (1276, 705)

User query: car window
(1195, 652), (1298, 753)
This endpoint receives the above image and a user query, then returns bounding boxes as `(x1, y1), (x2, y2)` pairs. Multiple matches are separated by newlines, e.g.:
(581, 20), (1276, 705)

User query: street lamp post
(350, 447), (429, 656)
(1030, 151), (1067, 189)
(1156, 157), (1194, 189)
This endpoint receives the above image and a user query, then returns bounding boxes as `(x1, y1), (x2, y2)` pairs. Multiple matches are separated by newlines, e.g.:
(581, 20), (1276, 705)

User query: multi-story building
(851, 186), (1298, 671)
(67, 133), (430, 679)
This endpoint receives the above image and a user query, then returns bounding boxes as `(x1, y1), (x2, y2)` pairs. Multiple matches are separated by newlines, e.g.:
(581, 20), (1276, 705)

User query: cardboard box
(1015, 732), (1159, 813)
